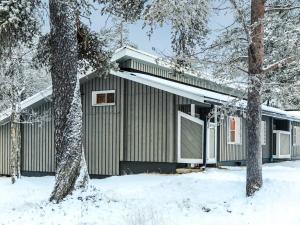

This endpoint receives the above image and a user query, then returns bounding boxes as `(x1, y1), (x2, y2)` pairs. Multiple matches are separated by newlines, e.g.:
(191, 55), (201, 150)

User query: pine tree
(32, 0), (113, 202)
(199, 0), (300, 196)
(246, 0), (264, 197)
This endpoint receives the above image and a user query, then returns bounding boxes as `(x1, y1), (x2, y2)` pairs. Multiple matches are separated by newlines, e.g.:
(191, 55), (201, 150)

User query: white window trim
(293, 126), (300, 146)
(273, 130), (291, 159)
(261, 120), (267, 146)
(206, 122), (217, 164)
(92, 90), (115, 106)
(227, 116), (242, 145)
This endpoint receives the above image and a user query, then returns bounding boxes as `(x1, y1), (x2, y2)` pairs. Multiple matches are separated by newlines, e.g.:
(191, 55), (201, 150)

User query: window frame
(293, 126), (300, 146)
(227, 116), (242, 145)
(261, 120), (267, 146)
(92, 90), (116, 106)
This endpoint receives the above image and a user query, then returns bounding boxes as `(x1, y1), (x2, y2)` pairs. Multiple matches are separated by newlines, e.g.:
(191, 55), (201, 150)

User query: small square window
(107, 93), (115, 103)
(92, 90), (115, 106)
(96, 94), (106, 104)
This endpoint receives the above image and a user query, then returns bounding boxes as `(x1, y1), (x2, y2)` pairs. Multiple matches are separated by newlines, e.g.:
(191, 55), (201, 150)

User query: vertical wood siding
(82, 76), (123, 175)
(16, 73), (205, 175)
(262, 116), (272, 160)
(123, 81), (176, 162)
(220, 116), (247, 161)
(291, 121), (300, 159)
(21, 75), (123, 176)
(120, 59), (243, 97)
(122, 83), (202, 163)
(5, 71), (290, 176)
(22, 102), (55, 172)
(219, 116), (272, 162)
(0, 122), (10, 175)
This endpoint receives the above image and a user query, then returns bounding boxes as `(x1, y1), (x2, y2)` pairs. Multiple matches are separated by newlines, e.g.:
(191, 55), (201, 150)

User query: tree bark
(10, 86), (21, 184)
(49, 0), (89, 203)
(246, 0), (265, 197)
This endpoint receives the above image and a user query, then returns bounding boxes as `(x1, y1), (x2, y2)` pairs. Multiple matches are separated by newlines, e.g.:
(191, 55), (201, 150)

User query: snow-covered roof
(113, 46), (206, 79)
(0, 86), (52, 123)
(112, 71), (300, 121)
(1, 69), (300, 123)
(1, 46), (300, 123)
(112, 46), (166, 67)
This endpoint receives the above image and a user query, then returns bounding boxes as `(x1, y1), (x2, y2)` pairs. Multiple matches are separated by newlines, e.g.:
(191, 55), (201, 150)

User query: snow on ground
(1, 161), (300, 225)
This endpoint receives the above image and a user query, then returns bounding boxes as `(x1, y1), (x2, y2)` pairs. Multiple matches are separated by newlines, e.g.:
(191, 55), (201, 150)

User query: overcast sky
(84, 5), (234, 55)
(43, 3), (234, 56)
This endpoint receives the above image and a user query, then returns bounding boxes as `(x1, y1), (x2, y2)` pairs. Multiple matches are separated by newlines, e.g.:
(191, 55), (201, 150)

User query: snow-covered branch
(229, 0), (250, 43)
(266, 5), (300, 12)
(263, 56), (296, 73)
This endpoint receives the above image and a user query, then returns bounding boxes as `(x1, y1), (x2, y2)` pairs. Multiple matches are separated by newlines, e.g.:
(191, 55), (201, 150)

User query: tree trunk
(10, 75), (21, 184)
(49, 0), (89, 203)
(10, 93), (21, 184)
(246, 0), (265, 197)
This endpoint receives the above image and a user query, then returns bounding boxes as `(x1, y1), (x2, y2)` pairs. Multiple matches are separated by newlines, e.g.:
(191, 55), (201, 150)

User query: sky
(42, 2), (234, 56)
(84, 4), (234, 56)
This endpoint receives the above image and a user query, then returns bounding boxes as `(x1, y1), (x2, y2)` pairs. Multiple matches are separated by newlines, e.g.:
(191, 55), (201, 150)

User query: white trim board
(111, 70), (205, 103)
(111, 71), (300, 122)
(273, 130), (291, 159)
(206, 122), (217, 164)
(91, 90), (116, 107)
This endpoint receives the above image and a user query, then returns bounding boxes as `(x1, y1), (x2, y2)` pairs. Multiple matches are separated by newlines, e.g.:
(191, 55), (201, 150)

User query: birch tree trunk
(246, 0), (264, 197)
(49, 0), (89, 203)
(10, 85), (21, 184)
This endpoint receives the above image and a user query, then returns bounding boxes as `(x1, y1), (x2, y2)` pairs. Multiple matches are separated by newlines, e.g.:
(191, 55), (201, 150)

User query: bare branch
(236, 66), (249, 74)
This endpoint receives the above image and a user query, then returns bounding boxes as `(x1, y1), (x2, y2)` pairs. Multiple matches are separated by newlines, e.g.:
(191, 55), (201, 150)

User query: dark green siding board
(219, 116), (272, 162)
(120, 59), (243, 98)
(123, 81), (175, 162)
(0, 122), (10, 175)
(122, 80), (199, 163)
(291, 121), (300, 158)
(20, 75), (123, 176)
(22, 102), (55, 173)
(81, 75), (122, 175)
(220, 116), (247, 161)
(181, 117), (203, 159)
(22, 102), (55, 172)
(262, 116), (272, 160)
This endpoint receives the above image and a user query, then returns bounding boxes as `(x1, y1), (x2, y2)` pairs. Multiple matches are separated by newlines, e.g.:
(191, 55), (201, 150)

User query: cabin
(0, 46), (300, 177)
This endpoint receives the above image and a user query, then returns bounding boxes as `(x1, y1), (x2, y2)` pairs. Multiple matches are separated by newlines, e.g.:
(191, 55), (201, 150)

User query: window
(261, 121), (267, 145)
(293, 126), (300, 146)
(92, 90), (115, 106)
(228, 116), (241, 144)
